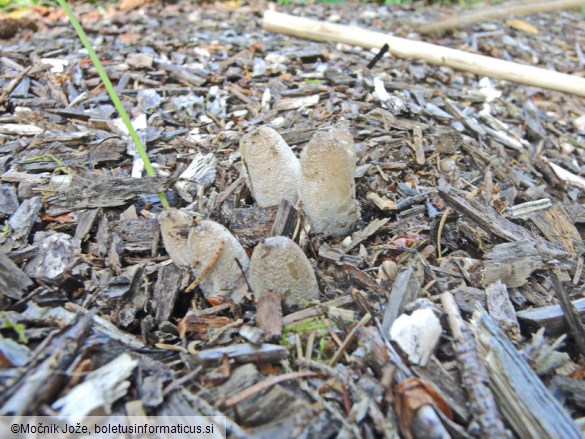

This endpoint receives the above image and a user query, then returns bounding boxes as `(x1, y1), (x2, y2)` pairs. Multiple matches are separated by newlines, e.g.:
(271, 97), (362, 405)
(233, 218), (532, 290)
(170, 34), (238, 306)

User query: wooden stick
(418, 0), (585, 34)
(263, 10), (585, 97)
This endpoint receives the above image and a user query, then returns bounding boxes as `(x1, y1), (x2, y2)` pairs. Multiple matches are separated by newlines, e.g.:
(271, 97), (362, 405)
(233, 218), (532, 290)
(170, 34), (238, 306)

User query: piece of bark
(0, 251), (33, 300)
(193, 343), (288, 366)
(52, 353), (138, 416)
(485, 280), (521, 341)
(0, 311), (94, 415)
(153, 263), (186, 326)
(530, 205), (584, 256)
(482, 241), (544, 288)
(44, 171), (168, 215)
(516, 297), (585, 336)
(552, 270), (585, 358)
(335, 217), (390, 253)
(382, 268), (421, 335)
(110, 218), (157, 253)
(269, 199), (298, 238)
(256, 290), (283, 338)
(470, 305), (582, 438)
(411, 357), (469, 421)
(318, 244), (365, 266)
(23, 232), (81, 282)
(177, 312), (232, 339)
(442, 292), (508, 438)
(229, 206), (277, 243)
(262, 11), (585, 97)
(282, 295), (353, 326)
(0, 183), (18, 215)
(74, 208), (100, 242)
(1, 197), (41, 251)
(418, 0), (585, 34)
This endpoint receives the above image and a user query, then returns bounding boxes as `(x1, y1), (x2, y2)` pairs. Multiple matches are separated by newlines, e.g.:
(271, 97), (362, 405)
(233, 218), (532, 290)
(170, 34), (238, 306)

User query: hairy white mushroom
(240, 126), (301, 206)
(159, 208), (249, 299)
(249, 236), (319, 311)
(300, 126), (360, 236)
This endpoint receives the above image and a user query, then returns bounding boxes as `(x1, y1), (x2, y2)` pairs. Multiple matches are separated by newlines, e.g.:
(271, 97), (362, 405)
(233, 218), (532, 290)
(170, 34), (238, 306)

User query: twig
(185, 238), (224, 293)
(224, 371), (319, 408)
(330, 313), (371, 366)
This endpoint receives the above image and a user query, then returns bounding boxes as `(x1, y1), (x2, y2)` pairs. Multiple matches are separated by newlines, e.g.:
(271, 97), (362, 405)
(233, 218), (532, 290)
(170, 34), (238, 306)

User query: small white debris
(40, 58), (69, 73)
(390, 308), (442, 366)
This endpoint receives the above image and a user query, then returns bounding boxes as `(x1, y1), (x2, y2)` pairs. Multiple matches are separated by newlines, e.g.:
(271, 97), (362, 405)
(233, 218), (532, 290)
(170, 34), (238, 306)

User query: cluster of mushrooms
(159, 124), (360, 313)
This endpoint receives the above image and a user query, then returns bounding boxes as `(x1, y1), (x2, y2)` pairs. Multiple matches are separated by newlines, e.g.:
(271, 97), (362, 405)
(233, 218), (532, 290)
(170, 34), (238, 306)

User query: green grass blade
(55, 0), (170, 208)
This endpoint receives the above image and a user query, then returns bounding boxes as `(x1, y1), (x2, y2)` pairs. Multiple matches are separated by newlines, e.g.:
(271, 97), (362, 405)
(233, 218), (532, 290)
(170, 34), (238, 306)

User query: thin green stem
(55, 0), (170, 208)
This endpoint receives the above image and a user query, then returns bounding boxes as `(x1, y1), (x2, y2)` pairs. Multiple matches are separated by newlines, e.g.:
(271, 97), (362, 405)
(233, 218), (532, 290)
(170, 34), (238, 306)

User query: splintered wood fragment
(394, 377), (452, 439)
(0, 310), (95, 415)
(337, 217), (390, 253)
(330, 313), (371, 366)
(516, 297), (585, 336)
(177, 311), (232, 339)
(274, 94), (320, 111)
(52, 353), (138, 416)
(506, 198), (552, 219)
(485, 281), (521, 341)
(418, 0), (585, 34)
(224, 371), (320, 408)
(269, 199), (299, 238)
(552, 270), (585, 358)
(256, 290), (283, 338)
(1, 197), (41, 252)
(0, 251), (32, 300)
(530, 205), (584, 256)
(367, 192), (398, 211)
(262, 10), (585, 97)
(282, 295), (353, 325)
(45, 172), (168, 215)
(470, 305), (582, 438)
(439, 184), (533, 243)
(318, 243), (364, 266)
(542, 156), (585, 190)
(153, 264), (187, 325)
(193, 343), (288, 365)
(441, 292), (508, 438)
(482, 241), (544, 288)
(382, 268), (420, 335)
(410, 126), (425, 165)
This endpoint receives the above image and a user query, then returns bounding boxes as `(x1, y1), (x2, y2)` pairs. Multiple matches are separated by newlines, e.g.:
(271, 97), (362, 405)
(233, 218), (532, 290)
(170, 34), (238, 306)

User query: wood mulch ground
(0, 1), (584, 437)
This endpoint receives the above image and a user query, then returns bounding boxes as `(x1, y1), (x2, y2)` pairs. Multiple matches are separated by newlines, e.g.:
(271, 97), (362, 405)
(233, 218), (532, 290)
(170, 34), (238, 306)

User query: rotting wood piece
(44, 171), (168, 216)
(471, 305), (582, 439)
(0, 250), (33, 300)
(193, 343), (288, 366)
(516, 297), (585, 336)
(381, 268), (421, 336)
(441, 292), (508, 438)
(0, 310), (95, 415)
(482, 241), (544, 288)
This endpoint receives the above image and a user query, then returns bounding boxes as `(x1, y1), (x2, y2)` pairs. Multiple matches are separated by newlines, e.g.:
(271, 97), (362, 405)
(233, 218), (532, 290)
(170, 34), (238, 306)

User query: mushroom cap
(249, 236), (319, 311)
(240, 126), (301, 207)
(159, 209), (249, 298)
(158, 208), (195, 268)
(187, 220), (249, 298)
(300, 127), (360, 236)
